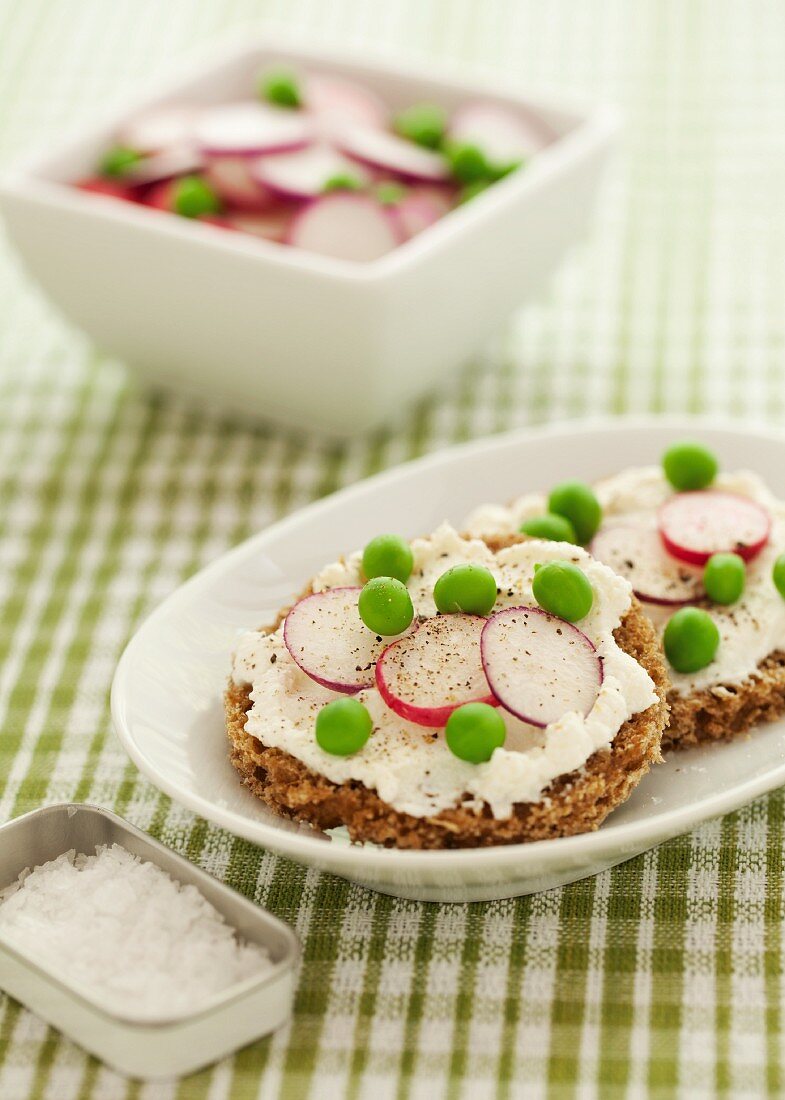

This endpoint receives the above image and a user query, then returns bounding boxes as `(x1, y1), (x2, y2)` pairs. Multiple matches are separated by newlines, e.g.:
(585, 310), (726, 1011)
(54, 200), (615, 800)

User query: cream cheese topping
(232, 524), (657, 821)
(465, 466), (785, 695)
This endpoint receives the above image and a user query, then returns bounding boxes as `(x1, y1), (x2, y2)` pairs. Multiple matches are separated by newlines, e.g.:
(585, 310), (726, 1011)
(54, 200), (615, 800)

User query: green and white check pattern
(1, 0), (784, 1096)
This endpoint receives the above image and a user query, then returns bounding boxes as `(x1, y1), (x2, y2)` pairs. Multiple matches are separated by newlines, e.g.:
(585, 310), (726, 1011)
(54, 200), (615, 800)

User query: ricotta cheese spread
(232, 524), (657, 820)
(465, 467), (785, 696)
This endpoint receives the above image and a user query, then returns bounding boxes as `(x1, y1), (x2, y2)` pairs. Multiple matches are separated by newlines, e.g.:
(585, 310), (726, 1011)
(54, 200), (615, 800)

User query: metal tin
(0, 803), (299, 1078)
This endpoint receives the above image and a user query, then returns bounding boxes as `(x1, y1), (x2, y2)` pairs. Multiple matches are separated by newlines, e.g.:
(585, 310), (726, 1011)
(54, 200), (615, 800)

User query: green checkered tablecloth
(1, 1), (785, 1096)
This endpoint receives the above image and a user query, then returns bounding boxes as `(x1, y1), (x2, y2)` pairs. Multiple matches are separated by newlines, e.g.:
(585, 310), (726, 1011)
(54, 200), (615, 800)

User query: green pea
(376, 181), (408, 206)
(323, 172), (363, 193)
(172, 176), (221, 218)
(100, 145), (143, 177)
(433, 563), (497, 615)
(445, 702), (506, 764)
(358, 576), (414, 636)
(458, 179), (491, 204)
(488, 159), (523, 180)
(773, 554), (785, 599)
(259, 68), (302, 108)
(315, 697), (372, 756)
(532, 560), (594, 622)
(394, 103), (447, 150)
(362, 534), (414, 584)
(663, 607), (720, 673)
(445, 142), (491, 183)
(703, 552), (745, 605)
(520, 513), (577, 544)
(547, 480), (602, 544)
(662, 441), (718, 491)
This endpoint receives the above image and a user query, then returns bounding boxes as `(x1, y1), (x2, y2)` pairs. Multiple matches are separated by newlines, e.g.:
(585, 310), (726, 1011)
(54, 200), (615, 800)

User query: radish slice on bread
(591, 524), (705, 606)
(288, 194), (401, 261)
(481, 606), (602, 727)
(336, 126), (450, 181)
(251, 144), (369, 200)
(194, 102), (312, 156)
(375, 614), (496, 728)
(284, 587), (389, 693)
(658, 491), (771, 565)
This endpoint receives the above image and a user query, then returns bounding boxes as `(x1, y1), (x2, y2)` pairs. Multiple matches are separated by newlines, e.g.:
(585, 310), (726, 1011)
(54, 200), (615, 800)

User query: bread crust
(664, 650), (785, 749)
(225, 598), (669, 850)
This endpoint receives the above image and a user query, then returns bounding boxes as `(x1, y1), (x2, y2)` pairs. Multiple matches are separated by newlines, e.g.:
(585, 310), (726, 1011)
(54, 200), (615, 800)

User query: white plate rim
(111, 412), (783, 871)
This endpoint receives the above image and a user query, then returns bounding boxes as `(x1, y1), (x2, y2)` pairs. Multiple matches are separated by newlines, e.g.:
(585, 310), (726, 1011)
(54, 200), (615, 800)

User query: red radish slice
(408, 184), (454, 215)
(118, 106), (197, 153)
(591, 524), (705, 606)
(287, 194), (402, 262)
(283, 587), (387, 694)
(306, 74), (389, 132)
(448, 102), (549, 166)
(224, 206), (294, 242)
(143, 179), (176, 211)
(481, 606), (602, 728)
(394, 192), (445, 239)
(204, 156), (273, 209)
(200, 215), (233, 229)
(337, 127), (449, 182)
(76, 177), (137, 201)
(124, 146), (204, 186)
(251, 143), (369, 200)
(193, 102), (312, 156)
(375, 614), (496, 728)
(658, 491), (771, 565)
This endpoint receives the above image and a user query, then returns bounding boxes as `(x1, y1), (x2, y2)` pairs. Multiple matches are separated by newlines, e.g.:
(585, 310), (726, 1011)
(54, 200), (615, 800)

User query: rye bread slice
(225, 594), (668, 850)
(664, 651), (785, 749)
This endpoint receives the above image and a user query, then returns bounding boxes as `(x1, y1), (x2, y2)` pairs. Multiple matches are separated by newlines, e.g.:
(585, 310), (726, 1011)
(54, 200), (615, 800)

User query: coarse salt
(0, 844), (272, 1020)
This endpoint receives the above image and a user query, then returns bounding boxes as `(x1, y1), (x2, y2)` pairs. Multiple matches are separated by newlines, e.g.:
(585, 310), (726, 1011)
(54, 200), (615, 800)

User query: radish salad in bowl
(75, 63), (552, 262)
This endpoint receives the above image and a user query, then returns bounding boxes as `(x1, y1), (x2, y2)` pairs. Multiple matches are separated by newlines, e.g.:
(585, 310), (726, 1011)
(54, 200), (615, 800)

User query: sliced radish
(375, 614), (495, 728)
(200, 214), (233, 228)
(448, 102), (549, 167)
(658, 491), (771, 565)
(124, 146), (204, 186)
(407, 184), (455, 215)
(306, 74), (389, 133)
(283, 587), (387, 694)
(591, 524), (705, 606)
(76, 177), (137, 202)
(143, 179), (176, 212)
(223, 207), (294, 242)
(287, 194), (401, 262)
(393, 191), (446, 239)
(204, 156), (273, 209)
(118, 105), (197, 153)
(193, 101), (312, 156)
(337, 126), (449, 182)
(251, 143), (369, 200)
(481, 606), (602, 728)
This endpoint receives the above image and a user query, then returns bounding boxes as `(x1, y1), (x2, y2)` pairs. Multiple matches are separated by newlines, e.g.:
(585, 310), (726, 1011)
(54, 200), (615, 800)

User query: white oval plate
(112, 416), (785, 902)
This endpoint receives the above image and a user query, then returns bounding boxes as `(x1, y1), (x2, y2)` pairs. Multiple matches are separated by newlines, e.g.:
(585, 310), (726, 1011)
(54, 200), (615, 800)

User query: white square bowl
(0, 39), (619, 436)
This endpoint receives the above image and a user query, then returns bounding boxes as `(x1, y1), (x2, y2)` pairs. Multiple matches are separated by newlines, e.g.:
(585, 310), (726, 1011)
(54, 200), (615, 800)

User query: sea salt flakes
(0, 844), (272, 1019)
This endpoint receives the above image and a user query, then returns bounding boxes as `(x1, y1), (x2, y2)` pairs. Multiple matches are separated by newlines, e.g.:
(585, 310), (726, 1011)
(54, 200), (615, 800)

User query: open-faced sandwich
(466, 442), (785, 749)
(226, 524), (668, 848)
